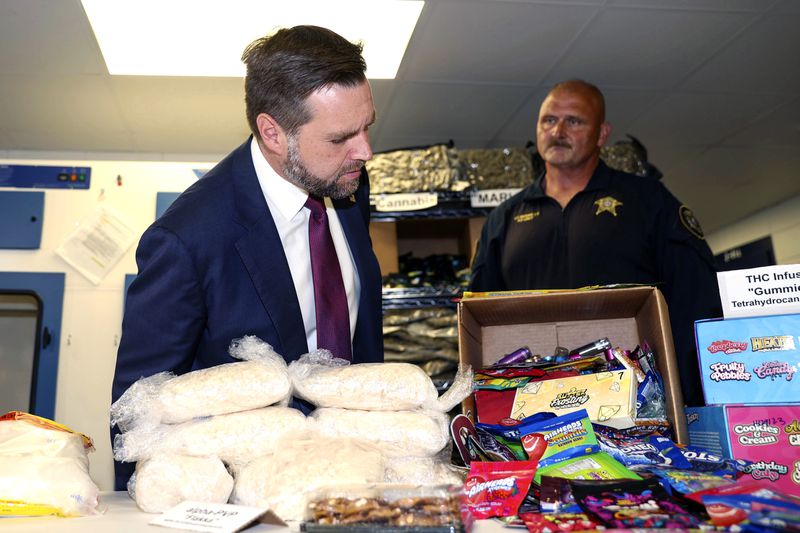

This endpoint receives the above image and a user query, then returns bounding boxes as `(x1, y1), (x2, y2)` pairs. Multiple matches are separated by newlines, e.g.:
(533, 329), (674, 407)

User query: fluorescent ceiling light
(81, 0), (423, 79)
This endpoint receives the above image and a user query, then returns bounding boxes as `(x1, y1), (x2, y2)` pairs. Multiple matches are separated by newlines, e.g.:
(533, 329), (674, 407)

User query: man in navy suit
(111, 25), (384, 490)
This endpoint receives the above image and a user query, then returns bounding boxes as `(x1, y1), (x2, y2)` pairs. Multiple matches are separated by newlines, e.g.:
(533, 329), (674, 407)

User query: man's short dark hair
(549, 79), (606, 122)
(242, 25), (367, 137)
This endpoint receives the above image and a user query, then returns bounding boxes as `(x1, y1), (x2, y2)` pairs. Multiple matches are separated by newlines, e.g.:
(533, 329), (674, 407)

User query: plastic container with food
(301, 484), (469, 533)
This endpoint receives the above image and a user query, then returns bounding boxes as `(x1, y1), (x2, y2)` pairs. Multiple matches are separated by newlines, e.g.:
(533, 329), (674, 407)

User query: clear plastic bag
(114, 406), (308, 466)
(111, 335), (292, 431)
(130, 453), (234, 513)
(231, 435), (385, 523)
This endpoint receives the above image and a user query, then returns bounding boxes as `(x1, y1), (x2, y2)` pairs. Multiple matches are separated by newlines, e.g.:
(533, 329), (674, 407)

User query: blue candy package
(518, 409), (599, 469)
(593, 425), (689, 469)
(679, 445), (752, 477)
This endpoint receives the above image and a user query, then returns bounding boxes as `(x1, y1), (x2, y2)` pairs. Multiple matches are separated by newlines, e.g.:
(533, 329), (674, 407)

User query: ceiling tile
(0, 0), (105, 75)
(682, 14), (800, 93)
(546, 7), (754, 89)
(626, 92), (789, 146)
(0, 74), (129, 149)
(665, 145), (800, 231)
(401, 1), (597, 84)
(723, 97), (800, 147)
(490, 88), (549, 145)
(110, 77), (250, 152)
(600, 89), (669, 142)
(381, 81), (531, 141)
(607, 0), (769, 11)
(9, 128), (137, 153)
(771, 0), (800, 14)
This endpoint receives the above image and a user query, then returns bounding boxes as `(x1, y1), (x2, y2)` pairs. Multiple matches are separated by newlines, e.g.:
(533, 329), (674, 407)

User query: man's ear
(256, 113), (286, 155)
(598, 121), (612, 147)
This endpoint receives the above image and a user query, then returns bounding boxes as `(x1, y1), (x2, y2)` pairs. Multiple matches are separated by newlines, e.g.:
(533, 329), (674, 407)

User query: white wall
(706, 193), (800, 266)
(0, 155), (208, 490)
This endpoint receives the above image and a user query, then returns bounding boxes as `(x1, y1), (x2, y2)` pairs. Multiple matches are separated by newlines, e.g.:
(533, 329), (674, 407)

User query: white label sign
(470, 188), (522, 208)
(717, 264), (800, 319)
(150, 501), (270, 532)
(374, 193), (438, 212)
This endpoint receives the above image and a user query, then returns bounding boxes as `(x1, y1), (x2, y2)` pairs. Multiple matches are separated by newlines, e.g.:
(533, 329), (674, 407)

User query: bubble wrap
(130, 453), (234, 513)
(385, 456), (466, 485)
(310, 408), (450, 457)
(459, 147), (534, 189)
(231, 436), (385, 522)
(114, 406), (308, 466)
(110, 336), (291, 430)
(289, 351), (439, 410)
(366, 145), (467, 193)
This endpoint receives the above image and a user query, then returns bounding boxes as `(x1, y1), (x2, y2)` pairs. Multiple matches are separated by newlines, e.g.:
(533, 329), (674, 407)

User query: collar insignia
(514, 210), (540, 223)
(349, 194), (356, 203)
(594, 196), (623, 216)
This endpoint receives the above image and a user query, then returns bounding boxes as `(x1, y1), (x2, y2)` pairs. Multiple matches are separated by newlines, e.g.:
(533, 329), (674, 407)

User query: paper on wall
(55, 206), (136, 284)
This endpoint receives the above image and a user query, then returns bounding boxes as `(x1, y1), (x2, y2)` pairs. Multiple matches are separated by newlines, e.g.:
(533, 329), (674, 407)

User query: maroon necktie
(305, 195), (352, 360)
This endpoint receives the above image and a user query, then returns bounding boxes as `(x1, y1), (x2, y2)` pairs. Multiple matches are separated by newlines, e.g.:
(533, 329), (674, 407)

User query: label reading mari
(470, 188), (522, 208)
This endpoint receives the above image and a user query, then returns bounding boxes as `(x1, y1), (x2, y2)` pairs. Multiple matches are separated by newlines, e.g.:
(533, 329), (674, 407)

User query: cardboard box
(458, 286), (688, 444)
(686, 405), (800, 497)
(694, 314), (800, 405)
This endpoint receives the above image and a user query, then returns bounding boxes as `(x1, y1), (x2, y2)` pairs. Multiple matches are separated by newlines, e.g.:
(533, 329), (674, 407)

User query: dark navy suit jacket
(111, 139), (384, 489)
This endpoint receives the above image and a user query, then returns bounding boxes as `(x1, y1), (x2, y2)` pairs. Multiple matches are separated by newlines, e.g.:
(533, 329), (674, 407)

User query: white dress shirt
(250, 138), (360, 352)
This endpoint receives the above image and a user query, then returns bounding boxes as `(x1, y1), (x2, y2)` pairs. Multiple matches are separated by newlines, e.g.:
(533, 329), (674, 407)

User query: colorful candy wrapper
(519, 511), (602, 533)
(645, 466), (735, 496)
(593, 424), (690, 469)
(464, 460), (539, 519)
(518, 409), (599, 469)
(702, 492), (800, 530)
(679, 444), (752, 477)
(689, 479), (800, 527)
(570, 477), (703, 529)
(476, 412), (556, 461)
(534, 451), (640, 484)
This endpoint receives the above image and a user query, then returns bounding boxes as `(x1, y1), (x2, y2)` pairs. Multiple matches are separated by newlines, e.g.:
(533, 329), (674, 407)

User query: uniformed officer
(469, 79), (721, 407)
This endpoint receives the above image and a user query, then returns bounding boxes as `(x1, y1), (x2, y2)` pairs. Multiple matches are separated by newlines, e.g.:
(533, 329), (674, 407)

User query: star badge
(594, 196), (623, 216)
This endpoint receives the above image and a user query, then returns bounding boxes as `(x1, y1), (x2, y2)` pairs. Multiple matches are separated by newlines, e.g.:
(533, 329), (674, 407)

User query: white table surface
(1, 492), (507, 533)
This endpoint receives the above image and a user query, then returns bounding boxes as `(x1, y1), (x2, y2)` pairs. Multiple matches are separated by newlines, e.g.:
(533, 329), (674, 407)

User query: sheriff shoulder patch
(679, 205), (704, 239)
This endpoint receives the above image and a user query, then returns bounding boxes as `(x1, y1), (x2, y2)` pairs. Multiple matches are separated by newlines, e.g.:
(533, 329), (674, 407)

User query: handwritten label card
(150, 501), (271, 532)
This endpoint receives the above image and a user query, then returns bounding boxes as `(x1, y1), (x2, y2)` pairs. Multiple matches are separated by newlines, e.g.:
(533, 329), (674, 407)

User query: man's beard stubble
(283, 135), (363, 199)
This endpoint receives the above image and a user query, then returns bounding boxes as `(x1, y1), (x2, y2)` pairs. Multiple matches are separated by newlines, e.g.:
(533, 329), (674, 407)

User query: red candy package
(463, 460), (538, 519)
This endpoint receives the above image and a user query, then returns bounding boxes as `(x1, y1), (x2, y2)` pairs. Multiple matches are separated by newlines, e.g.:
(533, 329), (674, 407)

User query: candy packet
(464, 460), (539, 519)
(476, 412), (556, 461)
(570, 477), (704, 529)
(593, 424), (690, 469)
(645, 466), (735, 496)
(518, 409), (599, 469)
(519, 511), (603, 532)
(679, 444), (752, 477)
(534, 451), (640, 484)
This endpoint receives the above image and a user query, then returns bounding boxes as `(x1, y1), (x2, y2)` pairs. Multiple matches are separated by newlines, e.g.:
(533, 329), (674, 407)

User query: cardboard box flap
(460, 286), (656, 326)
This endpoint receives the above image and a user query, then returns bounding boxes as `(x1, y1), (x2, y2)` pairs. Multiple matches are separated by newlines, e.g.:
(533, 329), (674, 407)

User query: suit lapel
(230, 140), (309, 360)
